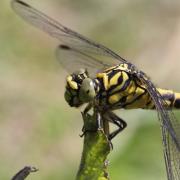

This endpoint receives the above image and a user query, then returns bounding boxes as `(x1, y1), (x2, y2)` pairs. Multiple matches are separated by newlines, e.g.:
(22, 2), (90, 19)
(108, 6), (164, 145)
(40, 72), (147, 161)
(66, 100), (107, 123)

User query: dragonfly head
(64, 69), (96, 107)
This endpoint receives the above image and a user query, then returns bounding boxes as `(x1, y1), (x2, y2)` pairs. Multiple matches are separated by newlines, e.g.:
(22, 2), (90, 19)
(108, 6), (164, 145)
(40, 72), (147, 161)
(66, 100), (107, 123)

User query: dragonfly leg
(79, 125), (86, 137)
(106, 111), (127, 140)
(80, 107), (102, 137)
(83, 102), (93, 114)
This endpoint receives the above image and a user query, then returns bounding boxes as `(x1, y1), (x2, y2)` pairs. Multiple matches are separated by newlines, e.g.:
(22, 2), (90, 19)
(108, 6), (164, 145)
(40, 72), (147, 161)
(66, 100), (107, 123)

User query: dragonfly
(11, 0), (180, 179)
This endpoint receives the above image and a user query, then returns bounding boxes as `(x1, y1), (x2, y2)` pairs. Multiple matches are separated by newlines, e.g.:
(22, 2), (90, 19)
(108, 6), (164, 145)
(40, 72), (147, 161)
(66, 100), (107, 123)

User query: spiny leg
(105, 111), (127, 140)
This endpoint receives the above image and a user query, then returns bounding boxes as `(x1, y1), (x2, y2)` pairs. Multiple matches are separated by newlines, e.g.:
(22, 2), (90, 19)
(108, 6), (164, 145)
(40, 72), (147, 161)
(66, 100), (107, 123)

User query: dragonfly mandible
(11, 0), (180, 179)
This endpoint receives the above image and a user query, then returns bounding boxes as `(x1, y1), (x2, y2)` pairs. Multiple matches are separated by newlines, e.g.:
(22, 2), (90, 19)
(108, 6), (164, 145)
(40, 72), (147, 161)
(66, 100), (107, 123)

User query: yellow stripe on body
(157, 88), (180, 109)
(157, 88), (173, 107)
(126, 88), (180, 109)
(108, 81), (151, 108)
(144, 88), (180, 109)
(174, 92), (180, 99)
(109, 72), (129, 94)
(117, 63), (129, 71)
(109, 72), (121, 86)
(174, 93), (180, 100)
(131, 88), (175, 109)
(126, 80), (136, 94)
(67, 75), (78, 90)
(108, 93), (122, 104)
(174, 92), (180, 108)
(97, 73), (109, 90)
(157, 88), (173, 94)
(108, 79), (137, 105)
(125, 88), (177, 109)
(125, 90), (150, 109)
(104, 69), (135, 105)
(108, 72), (131, 104)
(126, 86), (145, 103)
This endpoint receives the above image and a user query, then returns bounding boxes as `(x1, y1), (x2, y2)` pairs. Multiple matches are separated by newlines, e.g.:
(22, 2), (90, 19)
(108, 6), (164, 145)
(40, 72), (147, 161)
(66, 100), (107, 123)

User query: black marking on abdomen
(174, 99), (180, 108)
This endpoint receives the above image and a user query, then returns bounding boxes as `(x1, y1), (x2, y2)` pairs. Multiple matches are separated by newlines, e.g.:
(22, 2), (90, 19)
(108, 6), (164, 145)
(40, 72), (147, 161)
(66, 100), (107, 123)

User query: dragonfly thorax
(64, 69), (96, 107)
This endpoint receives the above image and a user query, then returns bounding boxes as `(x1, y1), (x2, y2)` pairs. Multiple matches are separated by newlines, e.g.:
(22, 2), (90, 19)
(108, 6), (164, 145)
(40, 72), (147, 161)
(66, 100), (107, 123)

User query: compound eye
(79, 78), (96, 102)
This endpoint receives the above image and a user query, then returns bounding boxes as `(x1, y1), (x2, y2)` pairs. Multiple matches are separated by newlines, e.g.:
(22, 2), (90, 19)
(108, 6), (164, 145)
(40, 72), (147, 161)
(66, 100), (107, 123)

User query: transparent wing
(56, 44), (112, 76)
(138, 72), (180, 180)
(11, 0), (128, 74)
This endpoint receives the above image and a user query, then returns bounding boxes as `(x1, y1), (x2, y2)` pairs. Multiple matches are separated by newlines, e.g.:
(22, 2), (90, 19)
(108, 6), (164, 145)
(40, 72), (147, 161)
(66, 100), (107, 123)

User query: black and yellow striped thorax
(94, 63), (180, 110)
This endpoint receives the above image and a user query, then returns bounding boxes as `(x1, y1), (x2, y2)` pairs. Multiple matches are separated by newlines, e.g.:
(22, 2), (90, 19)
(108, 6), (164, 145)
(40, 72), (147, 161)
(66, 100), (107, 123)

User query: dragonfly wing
(159, 114), (180, 180)
(11, 0), (128, 74)
(138, 72), (180, 180)
(168, 129), (180, 180)
(56, 44), (110, 76)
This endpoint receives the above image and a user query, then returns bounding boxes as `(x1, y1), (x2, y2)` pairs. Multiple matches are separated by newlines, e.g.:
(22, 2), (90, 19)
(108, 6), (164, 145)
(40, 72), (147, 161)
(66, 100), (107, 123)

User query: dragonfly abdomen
(157, 88), (180, 109)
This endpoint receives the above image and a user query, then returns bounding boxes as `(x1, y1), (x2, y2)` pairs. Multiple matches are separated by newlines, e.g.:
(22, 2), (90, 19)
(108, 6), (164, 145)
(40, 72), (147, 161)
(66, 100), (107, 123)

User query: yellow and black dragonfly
(11, 0), (180, 179)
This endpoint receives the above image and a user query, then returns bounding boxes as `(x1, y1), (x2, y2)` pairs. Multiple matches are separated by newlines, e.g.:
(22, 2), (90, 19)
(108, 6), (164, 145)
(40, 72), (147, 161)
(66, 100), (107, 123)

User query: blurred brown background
(1, 0), (180, 179)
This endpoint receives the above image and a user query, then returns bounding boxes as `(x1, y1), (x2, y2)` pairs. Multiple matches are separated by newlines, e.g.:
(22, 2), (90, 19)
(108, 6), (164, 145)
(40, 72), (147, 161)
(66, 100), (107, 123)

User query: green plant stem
(76, 110), (111, 180)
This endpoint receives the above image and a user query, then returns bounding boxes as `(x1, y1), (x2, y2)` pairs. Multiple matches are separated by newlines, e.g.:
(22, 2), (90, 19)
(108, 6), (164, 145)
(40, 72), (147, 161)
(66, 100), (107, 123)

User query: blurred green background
(1, 0), (180, 179)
